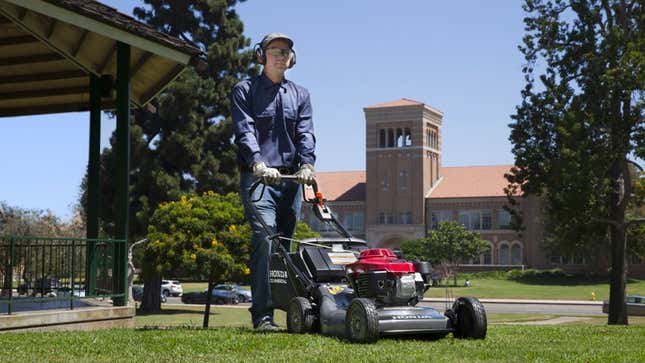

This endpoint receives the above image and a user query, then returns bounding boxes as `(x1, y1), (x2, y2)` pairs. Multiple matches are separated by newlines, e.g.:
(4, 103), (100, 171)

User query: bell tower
(363, 98), (443, 246)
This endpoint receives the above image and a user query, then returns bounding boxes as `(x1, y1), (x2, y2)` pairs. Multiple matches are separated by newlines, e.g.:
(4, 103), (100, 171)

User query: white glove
(294, 164), (315, 185)
(252, 162), (281, 185)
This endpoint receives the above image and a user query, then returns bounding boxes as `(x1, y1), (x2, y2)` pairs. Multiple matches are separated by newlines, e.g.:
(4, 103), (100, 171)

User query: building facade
(301, 98), (644, 275)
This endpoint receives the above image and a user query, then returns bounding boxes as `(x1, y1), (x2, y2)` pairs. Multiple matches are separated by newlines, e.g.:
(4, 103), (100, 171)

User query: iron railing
(0, 236), (127, 315)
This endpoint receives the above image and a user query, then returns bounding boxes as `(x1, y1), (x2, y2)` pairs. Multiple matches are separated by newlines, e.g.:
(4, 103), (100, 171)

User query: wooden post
(113, 42), (130, 306)
(86, 74), (101, 296)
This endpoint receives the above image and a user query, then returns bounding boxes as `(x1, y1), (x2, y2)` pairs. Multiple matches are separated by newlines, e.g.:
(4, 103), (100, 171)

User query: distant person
(464, 279), (471, 287)
(231, 32), (316, 332)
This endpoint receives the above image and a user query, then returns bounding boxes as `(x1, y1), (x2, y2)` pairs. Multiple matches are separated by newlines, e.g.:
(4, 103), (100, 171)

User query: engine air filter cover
(346, 248), (415, 274)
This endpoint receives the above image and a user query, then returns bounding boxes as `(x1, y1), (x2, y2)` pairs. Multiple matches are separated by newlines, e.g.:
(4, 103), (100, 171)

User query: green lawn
(3, 305), (644, 362)
(2, 323), (643, 362)
(425, 277), (645, 301)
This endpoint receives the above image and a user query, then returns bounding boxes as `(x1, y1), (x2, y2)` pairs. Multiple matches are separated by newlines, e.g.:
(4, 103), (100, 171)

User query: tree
(143, 191), (250, 315)
(80, 0), (257, 239)
(0, 202), (86, 295)
(506, 0), (643, 325)
(401, 221), (488, 286)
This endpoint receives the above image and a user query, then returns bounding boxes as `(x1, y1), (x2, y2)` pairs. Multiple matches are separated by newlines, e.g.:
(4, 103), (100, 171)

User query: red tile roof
(429, 165), (514, 198)
(314, 171), (366, 201)
(314, 165), (514, 201)
(364, 98), (424, 109)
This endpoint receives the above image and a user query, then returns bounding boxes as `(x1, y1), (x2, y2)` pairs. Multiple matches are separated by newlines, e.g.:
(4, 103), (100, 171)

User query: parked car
(33, 277), (60, 295)
(132, 285), (167, 303)
(213, 284), (252, 303)
(181, 287), (239, 305)
(161, 280), (183, 297)
(602, 295), (645, 316)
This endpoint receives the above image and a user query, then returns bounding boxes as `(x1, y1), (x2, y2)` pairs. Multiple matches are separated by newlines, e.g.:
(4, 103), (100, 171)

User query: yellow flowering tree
(141, 191), (250, 315)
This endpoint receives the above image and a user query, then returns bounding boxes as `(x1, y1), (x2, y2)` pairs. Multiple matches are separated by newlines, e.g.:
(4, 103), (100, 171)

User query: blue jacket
(231, 73), (316, 169)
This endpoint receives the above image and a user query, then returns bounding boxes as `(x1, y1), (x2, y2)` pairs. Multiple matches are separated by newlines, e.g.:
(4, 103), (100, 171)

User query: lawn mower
(248, 176), (487, 343)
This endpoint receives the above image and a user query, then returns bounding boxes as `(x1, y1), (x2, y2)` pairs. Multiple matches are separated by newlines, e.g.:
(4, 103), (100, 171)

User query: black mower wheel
(287, 297), (315, 334)
(451, 296), (487, 339)
(345, 298), (379, 343)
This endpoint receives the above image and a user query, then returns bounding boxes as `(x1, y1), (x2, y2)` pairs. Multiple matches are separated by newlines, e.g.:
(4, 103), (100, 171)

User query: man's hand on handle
(252, 162), (281, 184)
(295, 163), (315, 185)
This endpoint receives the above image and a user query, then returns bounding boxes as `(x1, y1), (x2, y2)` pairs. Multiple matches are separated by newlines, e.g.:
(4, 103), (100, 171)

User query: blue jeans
(240, 171), (302, 327)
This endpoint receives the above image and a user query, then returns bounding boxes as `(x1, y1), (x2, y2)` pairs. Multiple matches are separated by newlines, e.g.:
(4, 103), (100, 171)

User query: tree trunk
(607, 161), (629, 325)
(139, 272), (161, 312)
(2, 255), (11, 296)
(608, 223), (628, 325)
(203, 274), (214, 328)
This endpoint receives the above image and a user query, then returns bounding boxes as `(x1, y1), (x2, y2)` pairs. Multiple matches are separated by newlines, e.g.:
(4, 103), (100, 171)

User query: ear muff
(287, 49), (296, 68)
(254, 41), (297, 68)
(254, 42), (266, 65)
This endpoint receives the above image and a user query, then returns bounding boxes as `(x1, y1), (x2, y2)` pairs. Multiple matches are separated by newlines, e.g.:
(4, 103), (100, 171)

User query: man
(231, 32), (316, 331)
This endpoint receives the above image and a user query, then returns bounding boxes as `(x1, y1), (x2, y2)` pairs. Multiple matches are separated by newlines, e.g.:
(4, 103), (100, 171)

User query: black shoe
(255, 319), (283, 333)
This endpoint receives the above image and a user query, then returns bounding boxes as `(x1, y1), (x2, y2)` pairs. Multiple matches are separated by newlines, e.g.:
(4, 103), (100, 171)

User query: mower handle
(248, 174), (353, 241)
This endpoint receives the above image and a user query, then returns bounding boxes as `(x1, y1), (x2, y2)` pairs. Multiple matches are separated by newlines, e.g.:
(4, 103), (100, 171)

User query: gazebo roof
(0, 0), (202, 117)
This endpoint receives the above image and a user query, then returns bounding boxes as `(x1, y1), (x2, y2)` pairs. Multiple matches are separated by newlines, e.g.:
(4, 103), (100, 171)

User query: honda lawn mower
(248, 176), (487, 343)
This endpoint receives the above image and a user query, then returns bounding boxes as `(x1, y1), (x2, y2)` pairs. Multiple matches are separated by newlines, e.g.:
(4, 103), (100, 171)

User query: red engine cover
(345, 248), (415, 274)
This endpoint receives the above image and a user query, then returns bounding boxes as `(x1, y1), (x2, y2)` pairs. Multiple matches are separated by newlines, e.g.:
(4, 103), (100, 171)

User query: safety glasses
(266, 48), (291, 57)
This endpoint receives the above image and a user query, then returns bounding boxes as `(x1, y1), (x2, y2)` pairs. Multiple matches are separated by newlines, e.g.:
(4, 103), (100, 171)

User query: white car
(161, 280), (183, 297)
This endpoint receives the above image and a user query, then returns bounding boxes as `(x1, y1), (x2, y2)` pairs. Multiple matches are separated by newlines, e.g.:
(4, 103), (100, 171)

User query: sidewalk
(422, 297), (603, 305)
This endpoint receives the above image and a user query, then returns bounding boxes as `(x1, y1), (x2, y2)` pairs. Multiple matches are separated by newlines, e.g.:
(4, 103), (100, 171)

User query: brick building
(301, 98), (644, 275)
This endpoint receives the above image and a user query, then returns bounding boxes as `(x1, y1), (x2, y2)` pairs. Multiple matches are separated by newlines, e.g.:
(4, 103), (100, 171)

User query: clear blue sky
(0, 1), (526, 219)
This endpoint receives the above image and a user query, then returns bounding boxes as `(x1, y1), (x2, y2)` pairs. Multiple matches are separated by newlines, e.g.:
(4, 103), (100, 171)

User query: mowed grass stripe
(1, 325), (643, 363)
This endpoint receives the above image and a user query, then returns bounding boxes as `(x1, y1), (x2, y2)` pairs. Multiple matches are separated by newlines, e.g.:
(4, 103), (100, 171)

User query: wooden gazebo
(0, 0), (200, 328)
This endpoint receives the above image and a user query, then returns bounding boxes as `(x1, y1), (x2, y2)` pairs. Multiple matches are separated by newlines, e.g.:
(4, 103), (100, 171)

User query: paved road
(167, 296), (604, 316)
(419, 300), (604, 316)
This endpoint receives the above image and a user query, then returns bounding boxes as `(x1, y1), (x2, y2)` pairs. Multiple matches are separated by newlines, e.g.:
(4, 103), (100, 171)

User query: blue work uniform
(231, 73), (316, 328)
(232, 73), (315, 170)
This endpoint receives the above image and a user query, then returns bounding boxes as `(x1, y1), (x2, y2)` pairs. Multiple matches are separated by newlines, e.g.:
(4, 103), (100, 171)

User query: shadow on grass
(136, 308), (223, 316)
(467, 269), (641, 286)
(135, 326), (253, 332)
(510, 274), (640, 286)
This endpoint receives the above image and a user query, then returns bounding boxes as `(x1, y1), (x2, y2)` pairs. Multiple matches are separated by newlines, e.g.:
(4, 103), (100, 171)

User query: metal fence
(0, 236), (127, 315)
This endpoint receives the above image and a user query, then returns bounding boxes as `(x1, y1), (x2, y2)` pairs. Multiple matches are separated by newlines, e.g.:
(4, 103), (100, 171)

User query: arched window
(499, 243), (510, 265)
(378, 129), (385, 147)
(396, 128), (403, 147)
(511, 243), (522, 265)
(404, 128), (412, 146)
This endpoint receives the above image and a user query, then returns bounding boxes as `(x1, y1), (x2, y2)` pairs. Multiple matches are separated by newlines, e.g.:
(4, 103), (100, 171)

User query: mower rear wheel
(287, 297), (314, 334)
(451, 296), (487, 339)
(345, 298), (379, 343)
